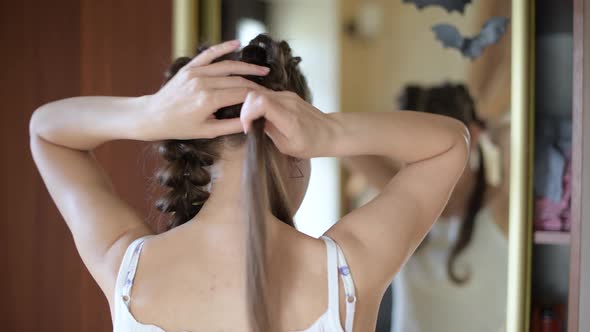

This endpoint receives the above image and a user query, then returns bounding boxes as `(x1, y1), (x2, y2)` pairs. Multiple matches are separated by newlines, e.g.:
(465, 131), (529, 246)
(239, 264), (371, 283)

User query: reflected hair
(152, 34), (311, 331)
(398, 82), (485, 285)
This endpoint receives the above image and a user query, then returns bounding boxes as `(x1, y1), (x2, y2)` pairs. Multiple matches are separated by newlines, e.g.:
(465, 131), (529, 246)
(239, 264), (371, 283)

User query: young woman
(346, 83), (509, 332)
(29, 35), (469, 332)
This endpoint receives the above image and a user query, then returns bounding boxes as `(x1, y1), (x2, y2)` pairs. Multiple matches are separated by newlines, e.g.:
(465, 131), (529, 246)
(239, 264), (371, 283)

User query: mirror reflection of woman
(30, 35), (470, 332)
(346, 83), (509, 332)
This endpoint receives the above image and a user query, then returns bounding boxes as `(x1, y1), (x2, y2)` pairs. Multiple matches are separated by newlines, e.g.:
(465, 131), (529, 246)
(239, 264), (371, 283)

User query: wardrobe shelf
(533, 230), (571, 245)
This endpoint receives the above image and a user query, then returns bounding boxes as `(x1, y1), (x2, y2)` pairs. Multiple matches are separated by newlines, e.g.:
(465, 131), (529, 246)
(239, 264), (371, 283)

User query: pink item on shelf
(534, 150), (573, 232)
(561, 209), (571, 231)
(534, 198), (564, 231)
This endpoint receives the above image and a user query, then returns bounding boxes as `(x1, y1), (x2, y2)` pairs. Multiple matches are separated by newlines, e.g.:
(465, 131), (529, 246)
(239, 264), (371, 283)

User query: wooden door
(0, 1), (171, 331)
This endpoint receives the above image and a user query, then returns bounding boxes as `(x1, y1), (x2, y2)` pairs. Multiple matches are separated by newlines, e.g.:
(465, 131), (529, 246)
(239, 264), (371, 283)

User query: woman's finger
(240, 92), (290, 134)
(204, 117), (244, 138)
(208, 88), (254, 110)
(264, 120), (289, 149)
(193, 60), (270, 77)
(187, 40), (241, 68)
(200, 76), (266, 90)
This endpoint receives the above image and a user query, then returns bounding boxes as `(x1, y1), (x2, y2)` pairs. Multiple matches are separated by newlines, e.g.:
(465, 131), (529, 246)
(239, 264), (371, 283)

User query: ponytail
(244, 116), (299, 331)
(446, 145), (486, 284)
(243, 118), (273, 331)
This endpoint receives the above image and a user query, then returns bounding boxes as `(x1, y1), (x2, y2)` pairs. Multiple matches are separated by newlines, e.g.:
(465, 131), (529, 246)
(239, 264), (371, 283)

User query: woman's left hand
(144, 40), (270, 141)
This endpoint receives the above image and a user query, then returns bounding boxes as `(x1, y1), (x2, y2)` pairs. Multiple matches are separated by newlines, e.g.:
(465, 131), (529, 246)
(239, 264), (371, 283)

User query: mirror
(218, 0), (513, 331)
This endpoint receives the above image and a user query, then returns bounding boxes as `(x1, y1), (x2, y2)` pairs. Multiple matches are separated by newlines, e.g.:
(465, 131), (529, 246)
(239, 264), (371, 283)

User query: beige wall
(340, 0), (505, 115)
(268, 0), (341, 236)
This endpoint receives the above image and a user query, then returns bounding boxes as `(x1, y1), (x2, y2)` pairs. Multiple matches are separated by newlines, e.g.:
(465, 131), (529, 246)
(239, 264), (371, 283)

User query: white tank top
(391, 208), (508, 332)
(112, 235), (357, 332)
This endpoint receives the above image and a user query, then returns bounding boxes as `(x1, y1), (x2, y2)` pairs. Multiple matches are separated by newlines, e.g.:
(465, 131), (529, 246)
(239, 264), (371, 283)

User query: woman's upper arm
(341, 155), (403, 191)
(326, 140), (469, 287)
(29, 133), (153, 299)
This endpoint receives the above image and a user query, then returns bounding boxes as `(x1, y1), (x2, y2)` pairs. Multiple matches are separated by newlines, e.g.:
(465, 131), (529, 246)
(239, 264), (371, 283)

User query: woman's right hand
(239, 90), (336, 159)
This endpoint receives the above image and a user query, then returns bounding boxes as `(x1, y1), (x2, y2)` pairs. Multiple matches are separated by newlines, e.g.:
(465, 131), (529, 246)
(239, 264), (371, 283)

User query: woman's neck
(181, 157), (286, 240)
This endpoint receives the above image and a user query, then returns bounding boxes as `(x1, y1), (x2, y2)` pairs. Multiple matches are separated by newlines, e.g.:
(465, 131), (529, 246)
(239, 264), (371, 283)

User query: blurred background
(2, 0), (586, 331)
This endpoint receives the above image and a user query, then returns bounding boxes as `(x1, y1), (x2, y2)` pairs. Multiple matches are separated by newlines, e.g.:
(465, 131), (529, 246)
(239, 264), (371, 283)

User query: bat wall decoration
(432, 17), (510, 60)
(403, 0), (472, 14)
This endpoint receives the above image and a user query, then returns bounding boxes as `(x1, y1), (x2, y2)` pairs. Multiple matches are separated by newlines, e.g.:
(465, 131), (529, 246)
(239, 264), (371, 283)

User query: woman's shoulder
(104, 229), (155, 316)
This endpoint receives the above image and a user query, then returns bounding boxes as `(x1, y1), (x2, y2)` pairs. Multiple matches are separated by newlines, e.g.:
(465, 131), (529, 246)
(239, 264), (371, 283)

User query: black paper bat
(403, 0), (472, 14)
(432, 17), (510, 60)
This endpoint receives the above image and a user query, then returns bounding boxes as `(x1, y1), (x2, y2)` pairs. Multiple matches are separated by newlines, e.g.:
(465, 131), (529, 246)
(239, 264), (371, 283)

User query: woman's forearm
(29, 96), (153, 151)
(324, 111), (469, 163)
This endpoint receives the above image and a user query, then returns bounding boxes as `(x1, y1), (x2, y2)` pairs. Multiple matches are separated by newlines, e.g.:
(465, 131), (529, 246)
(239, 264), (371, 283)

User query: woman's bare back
(114, 221), (379, 332)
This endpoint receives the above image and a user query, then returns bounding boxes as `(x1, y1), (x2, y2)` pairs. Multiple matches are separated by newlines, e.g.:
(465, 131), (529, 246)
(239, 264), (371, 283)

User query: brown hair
(153, 34), (310, 331)
(398, 83), (486, 285)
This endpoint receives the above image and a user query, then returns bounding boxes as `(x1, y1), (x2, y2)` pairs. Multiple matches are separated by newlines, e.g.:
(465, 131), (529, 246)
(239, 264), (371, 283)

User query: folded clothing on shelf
(533, 112), (572, 232)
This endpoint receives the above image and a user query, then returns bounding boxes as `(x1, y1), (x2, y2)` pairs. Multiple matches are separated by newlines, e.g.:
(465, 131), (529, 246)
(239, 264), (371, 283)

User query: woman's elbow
(448, 119), (471, 164)
(29, 105), (47, 138)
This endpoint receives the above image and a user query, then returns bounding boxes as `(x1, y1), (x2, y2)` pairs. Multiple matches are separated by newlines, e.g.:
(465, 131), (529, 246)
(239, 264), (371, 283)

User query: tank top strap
(320, 235), (357, 332)
(117, 235), (152, 307)
(320, 236), (340, 314)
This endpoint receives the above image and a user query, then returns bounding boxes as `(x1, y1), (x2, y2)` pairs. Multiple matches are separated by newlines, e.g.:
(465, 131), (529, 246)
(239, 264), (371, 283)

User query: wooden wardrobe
(520, 0), (589, 331)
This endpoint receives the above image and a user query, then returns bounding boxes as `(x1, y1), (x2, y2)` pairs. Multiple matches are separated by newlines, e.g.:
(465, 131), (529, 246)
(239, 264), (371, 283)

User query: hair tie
(479, 132), (502, 187)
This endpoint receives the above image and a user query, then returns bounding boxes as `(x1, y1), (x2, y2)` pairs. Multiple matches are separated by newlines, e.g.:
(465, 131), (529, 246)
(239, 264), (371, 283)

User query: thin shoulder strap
(334, 239), (356, 332)
(321, 236), (340, 315)
(120, 235), (151, 307)
(320, 236), (357, 332)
